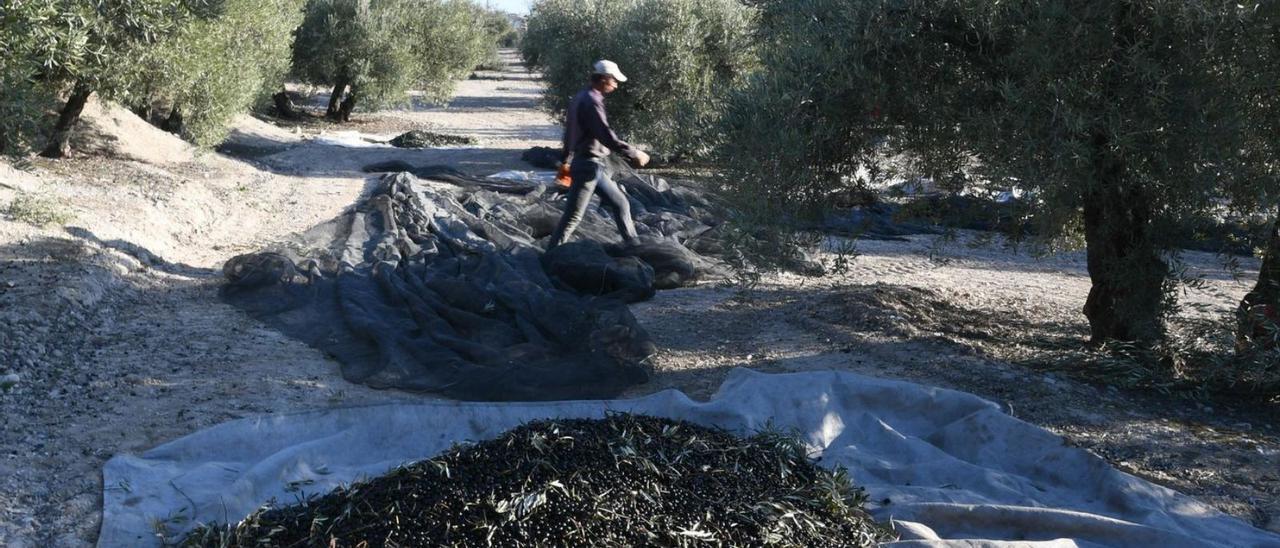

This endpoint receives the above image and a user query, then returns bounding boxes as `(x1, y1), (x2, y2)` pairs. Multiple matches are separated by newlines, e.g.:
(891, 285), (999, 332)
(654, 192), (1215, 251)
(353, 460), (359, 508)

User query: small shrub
(5, 193), (73, 227)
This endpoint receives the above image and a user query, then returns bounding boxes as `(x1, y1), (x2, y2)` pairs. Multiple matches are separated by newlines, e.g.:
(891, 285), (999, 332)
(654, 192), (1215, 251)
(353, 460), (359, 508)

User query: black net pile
(222, 168), (730, 400)
(520, 146), (562, 169)
(388, 130), (477, 148)
(521, 146), (682, 170)
(182, 415), (894, 548)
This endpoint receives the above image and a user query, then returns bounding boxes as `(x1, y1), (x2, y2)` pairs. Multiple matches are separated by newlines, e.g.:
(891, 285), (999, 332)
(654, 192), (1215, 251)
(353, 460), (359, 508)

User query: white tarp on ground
(487, 170), (558, 186)
(98, 369), (1280, 547)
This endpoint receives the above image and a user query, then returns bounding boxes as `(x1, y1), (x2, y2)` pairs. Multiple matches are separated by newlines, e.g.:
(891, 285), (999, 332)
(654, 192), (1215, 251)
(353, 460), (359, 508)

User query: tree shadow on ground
(627, 282), (1280, 529)
(215, 128), (300, 159)
(827, 222), (1260, 283)
(636, 283), (1087, 354)
(635, 283), (1278, 410)
(434, 94), (542, 111)
(222, 141), (538, 179)
(63, 227), (216, 278)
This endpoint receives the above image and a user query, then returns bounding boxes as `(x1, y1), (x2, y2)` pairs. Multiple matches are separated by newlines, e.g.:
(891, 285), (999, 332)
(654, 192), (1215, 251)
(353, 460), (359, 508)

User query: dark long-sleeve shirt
(562, 88), (639, 163)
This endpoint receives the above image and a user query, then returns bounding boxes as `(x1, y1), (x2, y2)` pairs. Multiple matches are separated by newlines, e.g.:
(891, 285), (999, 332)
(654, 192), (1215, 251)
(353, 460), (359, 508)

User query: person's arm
(585, 94), (639, 161)
(561, 112), (573, 165)
(560, 104), (573, 165)
(560, 131), (570, 164)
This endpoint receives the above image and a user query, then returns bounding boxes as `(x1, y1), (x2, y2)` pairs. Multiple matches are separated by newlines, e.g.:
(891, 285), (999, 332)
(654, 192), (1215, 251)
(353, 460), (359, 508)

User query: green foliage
(1, 0), (284, 152)
(720, 0), (1280, 345)
(292, 0), (413, 108)
(292, 0), (492, 113)
(5, 193), (74, 227)
(1225, 3), (1280, 217)
(472, 11), (522, 70)
(0, 2), (91, 153)
(480, 9), (518, 64)
(410, 0), (495, 103)
(123, 0), (306, 146)
(44, 0), (201, 99)
(522, 0), (758, 156)
(724, 1), (1265, 217)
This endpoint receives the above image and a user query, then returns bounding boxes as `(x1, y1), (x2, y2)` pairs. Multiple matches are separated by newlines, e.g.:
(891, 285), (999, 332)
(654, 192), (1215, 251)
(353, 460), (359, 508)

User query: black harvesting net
(222, 167), (729, 400)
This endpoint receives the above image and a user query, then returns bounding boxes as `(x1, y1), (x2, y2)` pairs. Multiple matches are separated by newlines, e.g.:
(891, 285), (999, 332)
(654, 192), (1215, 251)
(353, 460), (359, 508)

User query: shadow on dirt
(220, 141), (534, 179)
(64, 227), (216, 278)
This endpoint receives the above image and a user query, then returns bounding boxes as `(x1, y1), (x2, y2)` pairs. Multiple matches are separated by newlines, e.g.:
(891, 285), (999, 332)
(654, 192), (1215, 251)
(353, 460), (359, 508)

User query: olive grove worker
(546, 60), (651, 249)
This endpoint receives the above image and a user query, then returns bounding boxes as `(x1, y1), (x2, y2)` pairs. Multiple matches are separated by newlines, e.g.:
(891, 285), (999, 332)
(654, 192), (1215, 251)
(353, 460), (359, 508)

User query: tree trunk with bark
(1237, 216), (1280, 351)
(337, 88), (358, 122)
(131, 103), (151, 121)
(1081, 124), (1169, 344)
(1078, 1), (1169, 346)
(40, 83), (93, 159)
(326, 78), (349, 120)
(163, 105), (183, 134)
(272, 88), (299, 119)
(1080, 186), (1168, 344)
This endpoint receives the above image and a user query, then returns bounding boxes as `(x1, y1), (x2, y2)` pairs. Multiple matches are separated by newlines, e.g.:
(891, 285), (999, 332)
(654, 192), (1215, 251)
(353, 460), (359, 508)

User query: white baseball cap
(592, 59), (627, 82)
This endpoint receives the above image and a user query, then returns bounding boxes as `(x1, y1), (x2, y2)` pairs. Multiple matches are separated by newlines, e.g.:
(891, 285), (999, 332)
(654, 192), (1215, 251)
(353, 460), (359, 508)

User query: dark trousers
(547, 158), (637, 248)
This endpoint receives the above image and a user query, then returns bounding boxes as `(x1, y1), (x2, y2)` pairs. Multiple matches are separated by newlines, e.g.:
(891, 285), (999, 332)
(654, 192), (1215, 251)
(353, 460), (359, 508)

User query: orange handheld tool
(555, 163), (572, 188)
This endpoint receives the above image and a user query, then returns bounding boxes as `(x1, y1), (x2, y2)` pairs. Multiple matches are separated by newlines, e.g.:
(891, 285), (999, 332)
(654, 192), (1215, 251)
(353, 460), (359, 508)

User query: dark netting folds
(222, 169), (729, 400)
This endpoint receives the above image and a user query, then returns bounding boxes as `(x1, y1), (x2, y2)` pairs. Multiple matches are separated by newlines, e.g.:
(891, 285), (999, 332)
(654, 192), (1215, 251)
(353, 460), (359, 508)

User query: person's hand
(631, 150), (651, 168)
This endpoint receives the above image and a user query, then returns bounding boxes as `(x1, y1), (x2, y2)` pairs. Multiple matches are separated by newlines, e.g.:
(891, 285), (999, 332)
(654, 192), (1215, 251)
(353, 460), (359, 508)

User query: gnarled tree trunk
(40, 83), (93, 159)
(163, 105), (183, 134)
(1079, 2), (1169, 346)
(1081, 125), (1168, 344)
(336, 87), (358, 122)
(1237, 216), (1280, 352)
(272, 88), (299, 119)
(326, 78), (349, 120)
(1080, 185), (1169, 344)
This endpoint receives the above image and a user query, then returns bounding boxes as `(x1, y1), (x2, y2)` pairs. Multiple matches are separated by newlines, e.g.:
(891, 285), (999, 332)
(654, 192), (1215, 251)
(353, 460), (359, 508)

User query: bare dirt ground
(1, 51), (1276, 547)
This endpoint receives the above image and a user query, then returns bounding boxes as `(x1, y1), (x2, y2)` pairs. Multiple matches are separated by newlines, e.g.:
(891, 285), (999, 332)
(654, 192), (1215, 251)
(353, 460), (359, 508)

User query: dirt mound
(0, 159), (42, 193)
(70, 97), (195, 164)
(182, 415), (893, 548)
(215, 114), (303, 158)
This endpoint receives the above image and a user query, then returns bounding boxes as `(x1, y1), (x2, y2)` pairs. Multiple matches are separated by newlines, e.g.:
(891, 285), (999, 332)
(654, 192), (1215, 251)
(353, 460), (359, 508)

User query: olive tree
(484, 10), (519, 49)
(122, 0), (305, 146)
(2, 0), (198, 158)
(1228, 3), (1280, 356)
(0, 2), (85, 154)
(476, 8), (517, 68)
(720, 0), (1277, 350)
(522, 0), (758, 157)
(409, 0), (496, 103)
(2, 0), (305, 154)
(291, 0), (491, 122)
